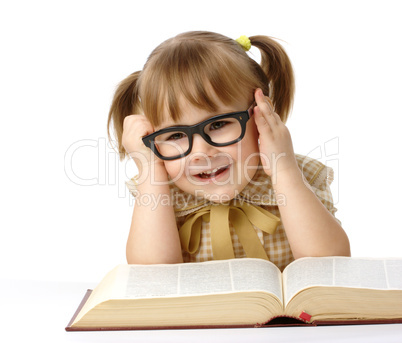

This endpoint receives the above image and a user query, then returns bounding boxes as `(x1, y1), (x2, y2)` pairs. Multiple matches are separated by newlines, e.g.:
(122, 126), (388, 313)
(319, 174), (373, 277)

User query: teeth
(201, 167), (221, 175)
(199, 166), (229, 176)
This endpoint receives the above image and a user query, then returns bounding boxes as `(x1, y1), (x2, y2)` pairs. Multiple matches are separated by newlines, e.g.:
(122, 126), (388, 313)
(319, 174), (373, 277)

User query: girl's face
(155, 96), (261, 203)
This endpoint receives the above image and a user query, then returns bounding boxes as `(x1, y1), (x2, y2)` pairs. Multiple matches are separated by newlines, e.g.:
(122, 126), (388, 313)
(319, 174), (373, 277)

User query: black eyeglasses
(142, 105), (254, 161)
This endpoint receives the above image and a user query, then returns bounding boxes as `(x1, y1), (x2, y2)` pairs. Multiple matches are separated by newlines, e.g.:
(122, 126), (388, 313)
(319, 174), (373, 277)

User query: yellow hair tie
(236, 35), (251, 52)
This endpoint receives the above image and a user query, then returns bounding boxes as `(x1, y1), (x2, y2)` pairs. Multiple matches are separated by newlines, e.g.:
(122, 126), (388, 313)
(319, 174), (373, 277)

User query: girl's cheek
(163, 160), (186, 182)
(163, 161), (175, 179)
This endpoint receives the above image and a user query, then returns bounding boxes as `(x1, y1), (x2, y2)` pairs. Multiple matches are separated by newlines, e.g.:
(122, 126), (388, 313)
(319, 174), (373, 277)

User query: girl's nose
(190, 133), (218, 159)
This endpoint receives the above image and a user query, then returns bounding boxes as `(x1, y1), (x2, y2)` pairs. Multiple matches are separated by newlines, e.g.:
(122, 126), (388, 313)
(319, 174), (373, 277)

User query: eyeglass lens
(153, 117), (242, 158)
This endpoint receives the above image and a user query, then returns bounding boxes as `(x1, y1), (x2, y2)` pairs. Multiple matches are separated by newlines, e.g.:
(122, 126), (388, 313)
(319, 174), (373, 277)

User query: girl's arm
(272, 168), (350, 258)
(126, 163), (183, 264)
(253, 89), (350, 259)
(123, 115), (183, 264)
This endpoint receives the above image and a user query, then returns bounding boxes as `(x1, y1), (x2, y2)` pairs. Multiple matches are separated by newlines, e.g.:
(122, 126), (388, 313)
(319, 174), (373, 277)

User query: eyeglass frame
(142, 104), (255, 161)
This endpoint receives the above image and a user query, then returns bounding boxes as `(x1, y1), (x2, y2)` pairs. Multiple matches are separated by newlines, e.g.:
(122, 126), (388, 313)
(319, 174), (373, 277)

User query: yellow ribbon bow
(179, 200), (280, 260)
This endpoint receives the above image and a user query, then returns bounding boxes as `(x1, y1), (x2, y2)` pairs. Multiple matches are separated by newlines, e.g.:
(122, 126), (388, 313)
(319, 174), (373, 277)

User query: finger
(272, 111), (282, 124)
(253, 106), (273, 134)
(123, 114), (134, 130)
(123, 114), (143, 131)
(138, 118), (155, 137)
(254, 91), (278, 130)
(124, 115), (154, 136)
(254, 89), (278, 125)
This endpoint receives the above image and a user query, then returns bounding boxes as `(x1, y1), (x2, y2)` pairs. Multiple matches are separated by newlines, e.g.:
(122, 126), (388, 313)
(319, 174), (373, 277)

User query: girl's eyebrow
(156, 118), (207, 131)
(156, 105), (253, 132)
(156, 112), (218, 131)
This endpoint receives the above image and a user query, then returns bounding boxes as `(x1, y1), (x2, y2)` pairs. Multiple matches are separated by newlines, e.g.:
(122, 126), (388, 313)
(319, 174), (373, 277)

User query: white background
(1, 0), (401, 283)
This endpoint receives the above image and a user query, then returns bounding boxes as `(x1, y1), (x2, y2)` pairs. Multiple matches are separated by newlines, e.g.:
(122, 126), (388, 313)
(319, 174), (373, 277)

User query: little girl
(107, 31), (350, 270)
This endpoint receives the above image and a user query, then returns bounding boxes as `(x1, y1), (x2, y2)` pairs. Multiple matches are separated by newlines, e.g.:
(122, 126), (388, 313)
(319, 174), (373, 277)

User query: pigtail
(249, 36), (295, 122)
(107, 71), (141, 160)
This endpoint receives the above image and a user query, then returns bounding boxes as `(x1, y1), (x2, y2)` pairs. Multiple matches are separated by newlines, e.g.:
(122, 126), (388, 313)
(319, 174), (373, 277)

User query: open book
(66, 257), (402, 331)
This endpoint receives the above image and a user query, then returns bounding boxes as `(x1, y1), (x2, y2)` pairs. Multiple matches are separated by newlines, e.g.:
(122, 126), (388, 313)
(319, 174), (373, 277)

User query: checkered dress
(127, 154), (340, 271)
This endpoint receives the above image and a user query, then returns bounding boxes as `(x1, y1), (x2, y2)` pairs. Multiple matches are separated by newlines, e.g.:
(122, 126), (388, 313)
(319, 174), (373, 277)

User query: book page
(228, 258), (282, 301)
(73, 259), (283, 324)
(119, 258), (282, 300)
(283, 257), (402, 307)
(179, 258), (282, 300)
(124, 264), (180, 298)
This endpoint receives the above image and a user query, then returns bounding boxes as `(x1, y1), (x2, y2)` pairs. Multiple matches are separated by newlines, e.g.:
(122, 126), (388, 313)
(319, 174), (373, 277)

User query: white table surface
(1, 278), (402, 343)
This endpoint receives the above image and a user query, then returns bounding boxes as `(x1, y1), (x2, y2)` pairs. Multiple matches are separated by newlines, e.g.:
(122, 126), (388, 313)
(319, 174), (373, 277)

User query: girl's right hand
(122, 114), (164, 174)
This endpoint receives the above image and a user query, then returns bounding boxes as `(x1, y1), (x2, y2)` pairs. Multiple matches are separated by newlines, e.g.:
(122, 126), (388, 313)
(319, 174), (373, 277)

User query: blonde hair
(107, 31), (295, 159)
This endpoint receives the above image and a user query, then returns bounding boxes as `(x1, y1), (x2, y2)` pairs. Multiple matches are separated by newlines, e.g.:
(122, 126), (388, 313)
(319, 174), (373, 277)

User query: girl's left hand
(253, 88), (299, 178)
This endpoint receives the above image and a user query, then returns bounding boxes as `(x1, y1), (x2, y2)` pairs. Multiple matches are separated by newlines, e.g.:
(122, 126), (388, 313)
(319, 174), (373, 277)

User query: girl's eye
(210, 120), (228, 130)
(167, 132), (186, 141)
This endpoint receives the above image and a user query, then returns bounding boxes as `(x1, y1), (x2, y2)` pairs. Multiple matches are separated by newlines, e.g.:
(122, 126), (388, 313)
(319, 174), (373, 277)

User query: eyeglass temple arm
(248, 102), (257, 116)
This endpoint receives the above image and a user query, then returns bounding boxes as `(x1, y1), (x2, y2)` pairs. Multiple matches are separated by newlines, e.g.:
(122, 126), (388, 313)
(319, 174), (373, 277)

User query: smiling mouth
(196, 165), (230, 179)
